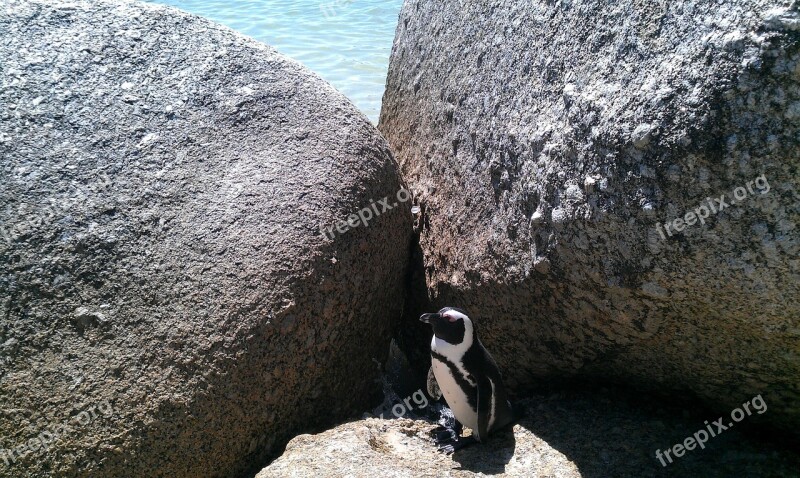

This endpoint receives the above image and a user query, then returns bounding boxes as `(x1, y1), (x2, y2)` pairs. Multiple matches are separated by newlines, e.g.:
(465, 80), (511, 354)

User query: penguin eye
(446, 315), (458, 322)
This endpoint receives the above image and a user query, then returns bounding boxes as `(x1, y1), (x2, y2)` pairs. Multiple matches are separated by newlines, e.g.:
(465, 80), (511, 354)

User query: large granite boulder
(380, 0), (799, 428)
(0, 1), (410, 476)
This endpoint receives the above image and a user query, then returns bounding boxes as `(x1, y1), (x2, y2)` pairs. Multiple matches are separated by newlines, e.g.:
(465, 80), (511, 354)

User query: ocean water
(150, 0), (403, 123)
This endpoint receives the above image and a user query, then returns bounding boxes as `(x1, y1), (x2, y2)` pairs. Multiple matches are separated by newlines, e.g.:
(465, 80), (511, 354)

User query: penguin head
(419, 307), (473, 345)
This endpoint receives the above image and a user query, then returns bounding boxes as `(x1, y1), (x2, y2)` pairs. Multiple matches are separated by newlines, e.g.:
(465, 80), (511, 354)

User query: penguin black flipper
(467, 341), (516, 434)
(475, 375), (492, 443)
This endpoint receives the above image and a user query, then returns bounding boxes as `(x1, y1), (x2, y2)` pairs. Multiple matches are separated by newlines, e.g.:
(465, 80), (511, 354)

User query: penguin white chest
(431, 356), (479, 432)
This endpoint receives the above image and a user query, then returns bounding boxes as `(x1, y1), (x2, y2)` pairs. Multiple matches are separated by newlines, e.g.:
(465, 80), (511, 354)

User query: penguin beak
(419, 313), (437, 324)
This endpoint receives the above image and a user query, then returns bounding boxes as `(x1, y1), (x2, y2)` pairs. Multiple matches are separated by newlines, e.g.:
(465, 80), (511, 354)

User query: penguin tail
(493, 401), (525, 433)
(511, 400), (527, 423)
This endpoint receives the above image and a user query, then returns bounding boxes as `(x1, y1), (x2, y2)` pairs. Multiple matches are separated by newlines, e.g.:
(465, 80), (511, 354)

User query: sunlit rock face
(0, 1), (410, 476)
(380, 0), (800, 429)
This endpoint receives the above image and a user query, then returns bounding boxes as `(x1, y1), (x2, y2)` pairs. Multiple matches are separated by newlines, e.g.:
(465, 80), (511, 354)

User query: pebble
(632, 123), (652, 148)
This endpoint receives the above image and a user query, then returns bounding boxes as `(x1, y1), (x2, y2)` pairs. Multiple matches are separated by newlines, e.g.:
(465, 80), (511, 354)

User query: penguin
(420, 307), (516, 453)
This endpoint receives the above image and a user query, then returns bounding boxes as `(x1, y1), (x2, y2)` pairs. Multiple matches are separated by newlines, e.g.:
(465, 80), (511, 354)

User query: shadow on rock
(451, 426), (517, 475)
(518, 386), (800, 478)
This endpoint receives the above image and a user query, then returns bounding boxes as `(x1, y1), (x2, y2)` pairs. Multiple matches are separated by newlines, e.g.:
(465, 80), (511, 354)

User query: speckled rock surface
(380, 1), (800, 428)
(257, 391), (800, 477)
(0, 1), (410, 476)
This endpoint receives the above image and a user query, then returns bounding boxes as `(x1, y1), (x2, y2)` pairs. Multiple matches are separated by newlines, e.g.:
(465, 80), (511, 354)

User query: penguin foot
(437, 436), (478, 455)
(430, 425), (458, 444)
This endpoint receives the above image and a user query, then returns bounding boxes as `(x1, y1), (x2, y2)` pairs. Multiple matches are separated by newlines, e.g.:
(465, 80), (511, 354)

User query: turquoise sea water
(150, 0), (403, 123)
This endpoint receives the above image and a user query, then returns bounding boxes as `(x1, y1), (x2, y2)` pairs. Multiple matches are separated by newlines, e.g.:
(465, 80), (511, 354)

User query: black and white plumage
(420, 307), (515, 453)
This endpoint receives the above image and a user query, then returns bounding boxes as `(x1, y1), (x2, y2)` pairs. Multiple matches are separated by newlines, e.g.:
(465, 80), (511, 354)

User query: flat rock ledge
(257, 392), (799, 478)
